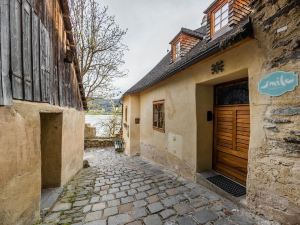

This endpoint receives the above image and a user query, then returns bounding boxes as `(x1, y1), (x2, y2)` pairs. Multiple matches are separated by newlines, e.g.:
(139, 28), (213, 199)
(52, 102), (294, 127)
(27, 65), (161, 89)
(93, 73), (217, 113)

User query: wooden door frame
(212, 79), (250, 185)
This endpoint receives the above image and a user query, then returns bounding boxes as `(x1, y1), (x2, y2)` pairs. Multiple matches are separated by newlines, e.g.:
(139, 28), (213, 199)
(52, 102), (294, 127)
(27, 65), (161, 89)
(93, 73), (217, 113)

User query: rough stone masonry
(247, 0), (300, 223)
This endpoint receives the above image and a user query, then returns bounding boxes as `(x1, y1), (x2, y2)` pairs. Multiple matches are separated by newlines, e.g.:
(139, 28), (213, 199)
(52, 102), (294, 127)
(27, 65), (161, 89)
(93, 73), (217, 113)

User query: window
(153, 101), (165, 131)
(175, 41), (181, 59)
(213, 2), (229, 33)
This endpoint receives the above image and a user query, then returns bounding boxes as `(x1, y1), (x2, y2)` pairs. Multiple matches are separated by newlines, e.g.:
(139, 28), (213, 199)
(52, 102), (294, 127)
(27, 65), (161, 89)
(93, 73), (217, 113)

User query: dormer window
(175, 42), (181, 59)
(213, 2), (229, 33)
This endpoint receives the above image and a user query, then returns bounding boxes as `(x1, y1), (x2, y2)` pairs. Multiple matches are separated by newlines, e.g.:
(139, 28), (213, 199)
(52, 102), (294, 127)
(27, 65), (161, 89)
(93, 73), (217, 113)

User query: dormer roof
(169, 27), (206, 44)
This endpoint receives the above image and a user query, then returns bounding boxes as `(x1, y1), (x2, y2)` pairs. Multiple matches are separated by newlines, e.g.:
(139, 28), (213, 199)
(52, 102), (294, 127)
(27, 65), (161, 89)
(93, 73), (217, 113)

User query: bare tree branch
(70, 0), (127, 100)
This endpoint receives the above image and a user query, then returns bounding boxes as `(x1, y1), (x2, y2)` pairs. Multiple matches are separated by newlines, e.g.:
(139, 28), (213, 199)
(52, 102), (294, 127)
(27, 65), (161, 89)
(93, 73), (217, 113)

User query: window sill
(153, 127), (165, 133)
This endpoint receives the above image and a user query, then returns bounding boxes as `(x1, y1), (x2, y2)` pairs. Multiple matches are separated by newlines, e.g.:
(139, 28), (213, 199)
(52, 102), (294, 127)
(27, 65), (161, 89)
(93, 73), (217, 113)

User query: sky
(98, 0), (211, 93)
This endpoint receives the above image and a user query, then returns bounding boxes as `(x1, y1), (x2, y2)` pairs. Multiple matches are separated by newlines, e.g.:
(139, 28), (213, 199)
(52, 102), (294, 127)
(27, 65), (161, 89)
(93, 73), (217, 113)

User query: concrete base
(196, 171), (247, 209)
(41, 188), (63, 216)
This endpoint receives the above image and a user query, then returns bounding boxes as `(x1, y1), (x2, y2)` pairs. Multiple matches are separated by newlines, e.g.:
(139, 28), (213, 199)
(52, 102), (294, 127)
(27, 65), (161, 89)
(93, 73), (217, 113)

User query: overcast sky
(99, 0), (210, 93)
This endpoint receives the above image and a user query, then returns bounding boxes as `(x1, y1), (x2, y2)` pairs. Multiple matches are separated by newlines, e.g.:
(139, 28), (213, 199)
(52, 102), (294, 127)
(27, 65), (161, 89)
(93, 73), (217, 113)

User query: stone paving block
(146, 195), (159, 203)
(116, 191), (127, 199)
(120, 185), (130, 191)
(131, 183), (140, 188)
(229, 214), (256, 225)
(101, 194), (115, 201)
(108, 199), (121, 207)
(160, 209), (176, 219)
(83, 205), (92, 213)
(100, 190), (108, 195)
(121, 196), (135, 204)
(85, 211), (102, 222)
(138, 185), (151, 192)
(52, 202), (72, 212)
(44, 212), (60, 223)
(103, 206), (118, 218)
(127, 221), (143, 225)
(85, 220), (106, 225)
(193, 209), (219, 224)
(143, 214), (163, 225)
(90, 196), (100, 203)
(133, 200), (147, 208)
(129, 207), (148, 219)
(177, 215), (197, 225)
(74, 200), (89, 207)
(109, 188), (120, 194)
(135, 192), (147, 200)
(119, 203), (134, 213)
(128, 189), (138, 195)
(108, 213), (132, 225)
(147, 188), (159, 196)
(161, 196), (179, 207)
(147, 202), (164, 214)
(173, 202), (194, 215)
(92, 202), (106, 211)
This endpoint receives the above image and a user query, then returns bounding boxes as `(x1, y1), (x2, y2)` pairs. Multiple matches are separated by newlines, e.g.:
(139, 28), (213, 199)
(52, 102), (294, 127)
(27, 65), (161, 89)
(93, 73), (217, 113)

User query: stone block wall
(247, 0), (300, 223)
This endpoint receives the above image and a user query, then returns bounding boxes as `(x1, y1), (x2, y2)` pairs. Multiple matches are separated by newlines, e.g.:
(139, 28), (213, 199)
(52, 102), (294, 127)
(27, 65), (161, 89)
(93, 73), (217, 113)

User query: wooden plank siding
(0, 0), (86, 110)
(0, 0), (12, 105)
(205, 0), (251, 40)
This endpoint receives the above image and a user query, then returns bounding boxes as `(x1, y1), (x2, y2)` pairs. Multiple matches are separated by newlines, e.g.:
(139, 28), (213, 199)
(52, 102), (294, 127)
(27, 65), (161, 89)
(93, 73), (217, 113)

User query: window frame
(175, 41), (181, 59)
(153, 100), (165, 132)
(211, 1), (229, 34)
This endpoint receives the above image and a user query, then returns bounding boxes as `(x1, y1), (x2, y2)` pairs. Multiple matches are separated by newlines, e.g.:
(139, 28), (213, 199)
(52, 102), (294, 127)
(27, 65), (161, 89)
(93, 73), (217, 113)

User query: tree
(69, 0), (127, 100)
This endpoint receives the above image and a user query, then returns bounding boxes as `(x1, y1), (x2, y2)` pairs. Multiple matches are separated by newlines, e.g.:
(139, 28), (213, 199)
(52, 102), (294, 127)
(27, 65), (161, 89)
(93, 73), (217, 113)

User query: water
(85, 115), (122, 137)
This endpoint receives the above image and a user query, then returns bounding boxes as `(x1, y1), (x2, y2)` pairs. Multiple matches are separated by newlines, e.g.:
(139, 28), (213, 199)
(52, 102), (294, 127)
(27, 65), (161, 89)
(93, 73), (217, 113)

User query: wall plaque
(258, 71), (299, 96)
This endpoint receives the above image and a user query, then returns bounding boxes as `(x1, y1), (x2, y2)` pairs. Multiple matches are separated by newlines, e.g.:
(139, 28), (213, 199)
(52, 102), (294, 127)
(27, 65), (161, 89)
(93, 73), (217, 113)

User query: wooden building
(0, 0), (87, 224)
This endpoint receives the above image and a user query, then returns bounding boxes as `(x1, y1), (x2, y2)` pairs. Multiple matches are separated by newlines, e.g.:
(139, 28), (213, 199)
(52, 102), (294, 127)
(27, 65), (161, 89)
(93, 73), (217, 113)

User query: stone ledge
(84, 138), (114, 149)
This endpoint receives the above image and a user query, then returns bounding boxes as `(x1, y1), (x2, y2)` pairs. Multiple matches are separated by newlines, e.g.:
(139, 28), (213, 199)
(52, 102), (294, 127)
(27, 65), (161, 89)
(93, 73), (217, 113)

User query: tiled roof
(124, 18), (253, 96)
(169, 27), (206, 44)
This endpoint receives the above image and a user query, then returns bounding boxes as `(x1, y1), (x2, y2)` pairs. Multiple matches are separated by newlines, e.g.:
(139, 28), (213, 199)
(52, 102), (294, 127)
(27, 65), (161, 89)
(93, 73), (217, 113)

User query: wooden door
(213, 105), (249, 185)
(213, 79), (250, 185)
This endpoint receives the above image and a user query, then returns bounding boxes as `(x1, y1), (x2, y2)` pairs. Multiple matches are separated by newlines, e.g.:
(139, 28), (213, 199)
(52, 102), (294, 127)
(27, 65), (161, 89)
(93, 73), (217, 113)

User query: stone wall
(0, 101), (84, 225)
(247, 0), (300, 223)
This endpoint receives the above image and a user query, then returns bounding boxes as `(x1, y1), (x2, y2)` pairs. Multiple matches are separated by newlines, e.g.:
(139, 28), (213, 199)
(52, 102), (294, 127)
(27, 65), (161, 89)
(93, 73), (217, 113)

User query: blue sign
(258, 71), (299, 96)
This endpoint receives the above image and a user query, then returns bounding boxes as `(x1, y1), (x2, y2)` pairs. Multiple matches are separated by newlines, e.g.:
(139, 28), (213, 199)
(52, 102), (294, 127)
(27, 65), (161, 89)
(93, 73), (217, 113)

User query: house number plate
(258, 71), (299, 96)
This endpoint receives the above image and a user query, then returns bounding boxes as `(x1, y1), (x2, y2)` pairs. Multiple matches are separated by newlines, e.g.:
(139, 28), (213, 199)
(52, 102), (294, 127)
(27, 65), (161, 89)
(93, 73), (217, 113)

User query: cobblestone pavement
(41, 148), (278, 225)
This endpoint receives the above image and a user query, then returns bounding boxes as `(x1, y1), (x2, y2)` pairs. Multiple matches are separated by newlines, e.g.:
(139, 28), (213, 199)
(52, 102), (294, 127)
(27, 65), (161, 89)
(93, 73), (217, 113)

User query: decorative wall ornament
(258, 71), (299, 96)
(211, 60), (224, 74)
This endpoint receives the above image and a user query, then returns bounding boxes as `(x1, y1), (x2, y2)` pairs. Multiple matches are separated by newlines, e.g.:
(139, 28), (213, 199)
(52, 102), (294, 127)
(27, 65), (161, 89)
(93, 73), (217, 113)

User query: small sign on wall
(258, 71), (299, 96)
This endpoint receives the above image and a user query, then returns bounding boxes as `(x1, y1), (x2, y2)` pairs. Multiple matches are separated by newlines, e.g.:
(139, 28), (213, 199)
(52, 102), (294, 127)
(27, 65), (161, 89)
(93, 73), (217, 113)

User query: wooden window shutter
(0, 0), (12, 105)
(40, 23), (50, 103)
(23, 0), (33, 101)
(32, 11), (41, 101)
(10, 0), (23, 100)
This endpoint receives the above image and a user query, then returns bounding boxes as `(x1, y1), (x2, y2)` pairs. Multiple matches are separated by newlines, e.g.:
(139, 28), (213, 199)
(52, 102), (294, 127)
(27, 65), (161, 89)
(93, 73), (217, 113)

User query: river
(85, 115), (122, 137)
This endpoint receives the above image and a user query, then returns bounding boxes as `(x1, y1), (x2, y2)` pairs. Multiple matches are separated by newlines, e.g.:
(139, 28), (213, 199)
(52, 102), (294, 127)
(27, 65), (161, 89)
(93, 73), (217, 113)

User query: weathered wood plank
(23, 0), (33, 100)
(10, 0), (23, 99)
(0, 0), (12, 105)
(32, 12), (41, 101)
(40, 23), (50, 102)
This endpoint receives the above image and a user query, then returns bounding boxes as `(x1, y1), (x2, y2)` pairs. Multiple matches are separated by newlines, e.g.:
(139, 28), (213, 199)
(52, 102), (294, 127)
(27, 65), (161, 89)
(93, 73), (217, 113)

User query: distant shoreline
(85, 112), (122, 116)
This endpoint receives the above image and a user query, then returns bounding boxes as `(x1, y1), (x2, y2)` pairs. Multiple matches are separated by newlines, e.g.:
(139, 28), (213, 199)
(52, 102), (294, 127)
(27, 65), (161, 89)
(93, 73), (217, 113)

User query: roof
(169, 27), (205, 44)
(203, 0), (220, 13)
(60, 0), (88, 110)
(124, 18), (253, 96)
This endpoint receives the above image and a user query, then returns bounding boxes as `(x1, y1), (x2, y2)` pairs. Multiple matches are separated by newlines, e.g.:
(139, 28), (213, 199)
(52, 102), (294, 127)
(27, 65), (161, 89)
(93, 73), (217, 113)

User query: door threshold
(196, 170), (247, 208)
(41, 187), (63, 217)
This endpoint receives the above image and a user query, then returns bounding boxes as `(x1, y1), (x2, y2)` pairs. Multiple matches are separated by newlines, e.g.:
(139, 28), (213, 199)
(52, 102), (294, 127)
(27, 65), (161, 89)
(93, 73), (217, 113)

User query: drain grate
(207, 175), (246, 197)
